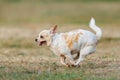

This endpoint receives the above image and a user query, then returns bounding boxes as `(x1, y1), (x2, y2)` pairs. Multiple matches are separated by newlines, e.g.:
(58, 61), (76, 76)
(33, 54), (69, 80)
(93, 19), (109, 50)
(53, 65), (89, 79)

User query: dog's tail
(89, 18), (102, 40)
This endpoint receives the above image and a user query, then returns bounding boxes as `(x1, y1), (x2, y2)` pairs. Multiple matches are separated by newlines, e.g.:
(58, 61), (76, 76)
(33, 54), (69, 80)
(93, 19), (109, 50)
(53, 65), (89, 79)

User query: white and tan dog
(35, 18), (102, 67)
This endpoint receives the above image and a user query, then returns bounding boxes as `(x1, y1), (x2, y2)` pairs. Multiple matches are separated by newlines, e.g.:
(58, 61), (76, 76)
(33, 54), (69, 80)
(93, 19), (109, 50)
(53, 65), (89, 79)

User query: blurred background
(0, 0), (120, 25)
(0, 0), (120, 79)
(0, 0), (120, 37)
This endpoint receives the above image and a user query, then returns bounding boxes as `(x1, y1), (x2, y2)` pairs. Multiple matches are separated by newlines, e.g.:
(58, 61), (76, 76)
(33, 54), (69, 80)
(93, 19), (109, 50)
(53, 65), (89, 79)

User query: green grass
(0, 64), (119, 80)
(0, 64), (117, 80)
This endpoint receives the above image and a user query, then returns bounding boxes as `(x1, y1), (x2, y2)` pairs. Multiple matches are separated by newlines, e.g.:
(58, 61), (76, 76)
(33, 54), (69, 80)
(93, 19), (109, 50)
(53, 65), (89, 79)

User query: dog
(35, 18), (102, 67)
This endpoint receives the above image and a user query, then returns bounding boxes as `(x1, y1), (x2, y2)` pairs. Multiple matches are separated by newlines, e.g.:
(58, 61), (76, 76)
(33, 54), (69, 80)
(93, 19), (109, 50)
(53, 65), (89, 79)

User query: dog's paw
(71, 64), (76, 67)
(71, 64), (80, 67)
(66, 64), (71, 67)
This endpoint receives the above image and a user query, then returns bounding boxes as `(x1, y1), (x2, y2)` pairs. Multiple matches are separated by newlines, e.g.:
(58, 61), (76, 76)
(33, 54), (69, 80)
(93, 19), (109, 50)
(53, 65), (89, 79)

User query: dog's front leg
(66, 54), (76, 66)
(60, 54), (70, 67)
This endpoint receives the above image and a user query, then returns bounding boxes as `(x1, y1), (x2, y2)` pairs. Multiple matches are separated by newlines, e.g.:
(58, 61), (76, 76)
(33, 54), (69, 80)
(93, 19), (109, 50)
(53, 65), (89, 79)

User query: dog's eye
(40, 35), (44, 38)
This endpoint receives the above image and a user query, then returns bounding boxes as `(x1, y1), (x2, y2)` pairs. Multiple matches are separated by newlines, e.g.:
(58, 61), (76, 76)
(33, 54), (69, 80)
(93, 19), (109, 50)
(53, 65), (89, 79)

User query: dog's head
(35, 25), (57, 46)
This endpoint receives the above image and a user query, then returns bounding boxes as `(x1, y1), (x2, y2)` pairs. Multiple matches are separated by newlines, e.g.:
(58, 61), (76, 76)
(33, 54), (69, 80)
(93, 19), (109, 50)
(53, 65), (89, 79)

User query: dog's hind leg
(74, 46), (95, 66)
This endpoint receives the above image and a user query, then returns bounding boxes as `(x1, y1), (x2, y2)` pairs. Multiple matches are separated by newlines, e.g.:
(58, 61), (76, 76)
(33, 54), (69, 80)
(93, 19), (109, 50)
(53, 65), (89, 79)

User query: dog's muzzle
(39, 41), (46, 46)
(35, 38), (46, 46)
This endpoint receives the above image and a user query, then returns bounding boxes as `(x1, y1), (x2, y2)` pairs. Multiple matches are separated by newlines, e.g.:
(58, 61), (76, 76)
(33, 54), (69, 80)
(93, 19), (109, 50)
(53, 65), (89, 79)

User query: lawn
(0, 0), (120, 80)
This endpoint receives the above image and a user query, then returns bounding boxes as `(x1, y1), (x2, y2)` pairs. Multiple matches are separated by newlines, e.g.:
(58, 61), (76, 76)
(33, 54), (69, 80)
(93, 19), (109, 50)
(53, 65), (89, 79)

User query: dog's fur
(35, 18), (102, 67)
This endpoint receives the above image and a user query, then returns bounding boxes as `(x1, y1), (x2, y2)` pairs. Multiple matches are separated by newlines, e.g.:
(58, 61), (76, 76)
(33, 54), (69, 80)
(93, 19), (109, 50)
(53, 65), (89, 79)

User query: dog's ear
(50, 25), (58, 34)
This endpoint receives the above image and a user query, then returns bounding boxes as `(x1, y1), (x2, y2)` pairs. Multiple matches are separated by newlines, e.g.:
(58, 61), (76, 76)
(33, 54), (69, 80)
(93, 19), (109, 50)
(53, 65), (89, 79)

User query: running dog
(35, 18), (102, 67)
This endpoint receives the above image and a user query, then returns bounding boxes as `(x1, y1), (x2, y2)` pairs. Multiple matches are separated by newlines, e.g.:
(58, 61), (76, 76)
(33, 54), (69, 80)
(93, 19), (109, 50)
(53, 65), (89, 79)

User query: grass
(0, 0), (120, 80)
(0, 27), (119, 80)
(0, 56), (119, 80)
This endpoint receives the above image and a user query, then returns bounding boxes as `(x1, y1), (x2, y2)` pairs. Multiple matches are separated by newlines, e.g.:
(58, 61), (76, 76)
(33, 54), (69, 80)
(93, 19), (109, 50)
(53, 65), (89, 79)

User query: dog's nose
(35, 39), (38, 42)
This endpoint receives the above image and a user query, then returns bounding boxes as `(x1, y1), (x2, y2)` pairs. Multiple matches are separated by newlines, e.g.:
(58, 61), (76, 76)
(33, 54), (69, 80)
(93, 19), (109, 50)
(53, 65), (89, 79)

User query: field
(0, 0), (120, 80)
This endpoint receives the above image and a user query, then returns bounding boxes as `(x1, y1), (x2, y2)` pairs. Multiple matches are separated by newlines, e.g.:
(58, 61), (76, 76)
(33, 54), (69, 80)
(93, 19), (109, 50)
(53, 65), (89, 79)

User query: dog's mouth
(39, 41), (47, 46)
